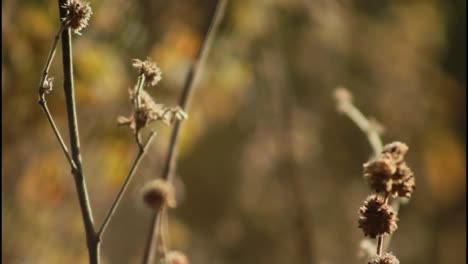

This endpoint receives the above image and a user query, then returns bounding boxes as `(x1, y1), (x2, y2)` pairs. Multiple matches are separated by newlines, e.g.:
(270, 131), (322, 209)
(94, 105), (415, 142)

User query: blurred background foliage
(2, 0), (466, 263)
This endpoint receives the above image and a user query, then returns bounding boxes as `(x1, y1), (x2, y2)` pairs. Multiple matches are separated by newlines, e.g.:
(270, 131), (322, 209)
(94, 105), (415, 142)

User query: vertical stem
(141, 1), (228, 263)
(376, 235), (384, 256)
(376, 192), (390, 256)
(57, 1), (98, 263)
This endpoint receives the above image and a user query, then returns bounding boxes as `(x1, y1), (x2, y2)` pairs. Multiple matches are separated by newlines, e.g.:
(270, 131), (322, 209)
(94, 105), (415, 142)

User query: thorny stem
(57, 1), (98, 263)
(97, 132), (156, 238)
(141, 1), (228, 263)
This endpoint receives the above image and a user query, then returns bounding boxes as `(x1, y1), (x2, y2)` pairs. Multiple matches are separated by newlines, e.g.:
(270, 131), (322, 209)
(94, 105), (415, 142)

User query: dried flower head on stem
(142, 179), (177, 210)
(364, 142), (415, 198)
(359, 195), (398, 238)
(132, 58), (163, 87)
(62, 0), (92, 35)
(368, 252), (400, 264)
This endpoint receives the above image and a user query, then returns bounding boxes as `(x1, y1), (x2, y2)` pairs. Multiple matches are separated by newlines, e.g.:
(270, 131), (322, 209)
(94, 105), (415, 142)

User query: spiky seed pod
(389, 161), (416, 198)
(142, 179), (176, 210)
(391, 175), (416, 198)
(132, 58), (162, 87)
(382, 141), (409, 164)
(368, 252), (400, 264)
(363, 153), (397, 193)
(165, 251), (189, 264)
(358, 195), (398, 238)
(392, 162), (413, 181)
(62, 0), (92, 35)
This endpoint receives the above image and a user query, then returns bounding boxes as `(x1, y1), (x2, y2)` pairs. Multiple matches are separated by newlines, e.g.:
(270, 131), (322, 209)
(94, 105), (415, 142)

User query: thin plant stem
(38, 98), (77, 171)
(158, 207), (168, 256)
(57, 1), (98, 263)
(141, 1), (228, 263)
(335, 94), (383, 155)
(37, 21), (77, 170)
(376, 235), (384, 256)
(376, 192), (390, 256)
(133, 75), (146, 149)
(38, 21), (67, 90)
(97, 132), (156, 238)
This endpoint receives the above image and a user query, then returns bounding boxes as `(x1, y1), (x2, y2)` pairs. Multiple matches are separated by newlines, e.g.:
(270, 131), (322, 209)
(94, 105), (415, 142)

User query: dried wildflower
(118, 90), (188, 131)
(368, 252), (400, 264)
(164, 251), (189, 264)
(382, 142), (408, 164)
(142, 179), (176, 210)
(62, 0), (92, 35)
(132, 58), (162, 87)
(392, 162), (412, 181)
(40, 76), (54, 94)
(363, 141), (415, 196)
(391, 175), (416, 198)
(358, 195), (398, 238)
(363, 153), (397, 193)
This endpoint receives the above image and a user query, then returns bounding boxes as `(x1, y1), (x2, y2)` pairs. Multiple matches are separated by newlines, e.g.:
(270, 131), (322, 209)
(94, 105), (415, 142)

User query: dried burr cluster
(359, 141), (415, 264)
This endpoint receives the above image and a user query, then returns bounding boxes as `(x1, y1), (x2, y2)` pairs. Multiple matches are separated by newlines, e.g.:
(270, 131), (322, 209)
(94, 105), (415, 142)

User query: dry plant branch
(38, 21), (77, 170)
(141, 1), (228, 263)
(58, 10), (99, 264)
(334, 87), (384, 155)
(37, 1), (99, 262)
(97, 132), (156, 238)
(334, 87), (415, 263)
(333, 87), (387, 257)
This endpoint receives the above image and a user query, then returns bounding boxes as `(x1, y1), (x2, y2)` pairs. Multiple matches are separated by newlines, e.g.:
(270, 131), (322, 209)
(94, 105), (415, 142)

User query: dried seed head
(363, 141), (415, 196)
(392, 162), (413, 181)
(358, 195), (398, 238)
(368, 252), (400, 264)
(132, 58), (162, 87)
(62, 0), (92, 35)
(363, 153), (397, 193)
(141, 179), (176, 210)
(382, 141), (409, 164)
(165, 251), (189, 264)
(391, 175), (416, 198)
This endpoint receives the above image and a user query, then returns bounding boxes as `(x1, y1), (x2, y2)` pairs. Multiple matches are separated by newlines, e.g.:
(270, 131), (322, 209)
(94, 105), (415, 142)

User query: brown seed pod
(358, 195), (398, 238)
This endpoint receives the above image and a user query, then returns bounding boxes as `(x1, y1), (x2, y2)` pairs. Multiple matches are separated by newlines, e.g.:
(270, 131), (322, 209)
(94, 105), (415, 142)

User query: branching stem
(97, 132), (156, 238)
